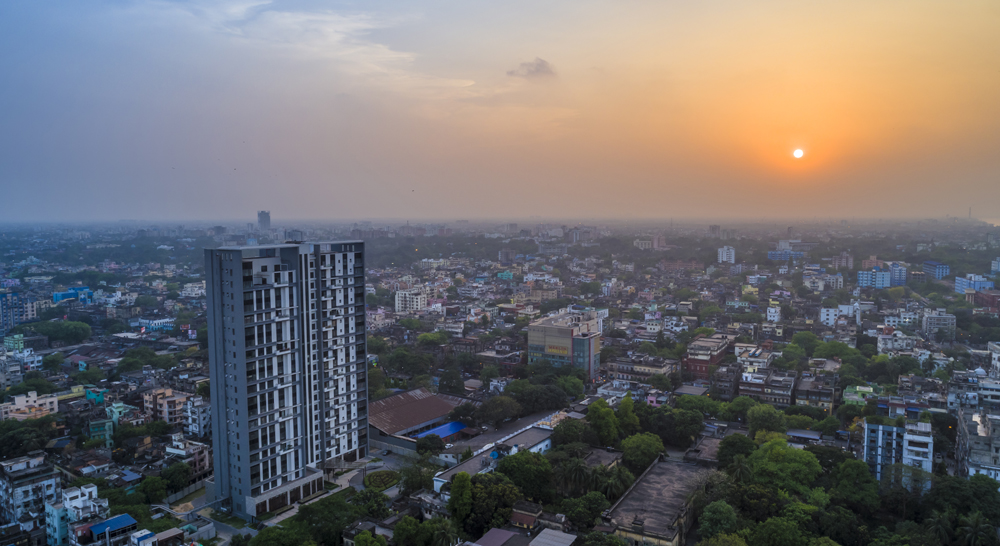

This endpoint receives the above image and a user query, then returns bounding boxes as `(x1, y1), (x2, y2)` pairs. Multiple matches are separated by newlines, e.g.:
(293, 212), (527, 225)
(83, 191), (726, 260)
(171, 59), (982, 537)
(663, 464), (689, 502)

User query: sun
(793, 149), (804, 159)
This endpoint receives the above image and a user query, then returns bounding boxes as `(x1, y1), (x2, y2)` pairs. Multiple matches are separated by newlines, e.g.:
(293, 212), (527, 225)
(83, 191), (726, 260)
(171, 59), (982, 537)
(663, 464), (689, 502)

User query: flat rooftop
(607, 460), (708, 541)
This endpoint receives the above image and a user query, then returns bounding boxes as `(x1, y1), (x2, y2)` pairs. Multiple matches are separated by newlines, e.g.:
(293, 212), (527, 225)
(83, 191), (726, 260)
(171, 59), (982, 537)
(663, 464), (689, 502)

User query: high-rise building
(257, 211), (271, 232)
(857, 267), (891, 289)
(923, 260), (950, 280)
(205, 242), (368, 522)
(717, 246), (735, 264)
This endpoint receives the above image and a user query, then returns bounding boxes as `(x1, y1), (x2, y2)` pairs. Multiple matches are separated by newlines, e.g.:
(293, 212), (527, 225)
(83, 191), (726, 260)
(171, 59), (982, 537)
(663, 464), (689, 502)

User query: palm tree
(956, 511), (993, 546)
(603, 465), (635, 501)
(729, 455), (752, 484)
(431, 519), (459, 546)
(590, 465), (611, 494)
(924, 510), (954, 546)
(564, 458), (591, 495)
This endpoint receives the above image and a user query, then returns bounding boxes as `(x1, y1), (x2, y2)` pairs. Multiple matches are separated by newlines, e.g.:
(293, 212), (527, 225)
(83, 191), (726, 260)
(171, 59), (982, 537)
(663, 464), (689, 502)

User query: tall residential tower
(205, 242), (368, 522)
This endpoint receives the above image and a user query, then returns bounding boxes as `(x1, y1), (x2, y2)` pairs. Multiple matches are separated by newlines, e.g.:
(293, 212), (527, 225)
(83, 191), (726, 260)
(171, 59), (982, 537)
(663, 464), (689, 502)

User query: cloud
(507, 57), (555, 79)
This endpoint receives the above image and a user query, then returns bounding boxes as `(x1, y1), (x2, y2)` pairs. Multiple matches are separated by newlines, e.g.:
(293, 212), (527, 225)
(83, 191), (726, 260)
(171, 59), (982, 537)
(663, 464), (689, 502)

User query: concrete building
(923, 261), (950, 280)
(605, 458), (707, 546)
(205, 242), (368, 521)
(830, 252), (854, 270)
(794, 372), (839, 415)
(861, 418), (933, 486)
(0, 453), (61, 531)
(955, 274), (994, 294)
(142, 388), (190, 427)
(527, 309), (602, 381)
(885, 262), (908, 287)
(717, 246), (735, 264)
(165, 434), (212, 481)
(394, 289), (427, 313)
(182, 396), (211, 438)
(683, 334), (735, 380)
(738, 369), (797, 409)
(605, 354), (678, 383)
(433, 426), (553, 493)
(766, 306), (781, 323)
(0, 292), (33, 335)
(0, 391), (59, 421)
(257, 211), (271, 232)
(45, 485), (110, 546)
(921, 310), (957, 338)
(710, 365), (741, 402)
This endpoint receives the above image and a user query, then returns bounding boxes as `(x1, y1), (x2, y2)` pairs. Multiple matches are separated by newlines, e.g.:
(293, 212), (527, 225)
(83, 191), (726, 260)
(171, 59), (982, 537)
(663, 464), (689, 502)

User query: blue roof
(90, 514), (137, 536)
(414, 421), (466, 439)
(119, 470), (142, 482)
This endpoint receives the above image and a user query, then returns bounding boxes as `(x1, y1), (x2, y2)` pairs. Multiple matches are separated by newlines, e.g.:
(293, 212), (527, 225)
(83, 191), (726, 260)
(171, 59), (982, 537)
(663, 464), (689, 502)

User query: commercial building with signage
(527, 309), (602, 381)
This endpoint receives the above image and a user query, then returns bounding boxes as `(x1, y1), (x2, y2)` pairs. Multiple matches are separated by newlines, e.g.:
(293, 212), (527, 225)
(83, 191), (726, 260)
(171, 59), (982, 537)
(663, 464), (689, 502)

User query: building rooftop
(89, 514), (137, 536)
(368, 388), (468, 435)
(607, 459), (707, 541)
(529, 529), (576, 546)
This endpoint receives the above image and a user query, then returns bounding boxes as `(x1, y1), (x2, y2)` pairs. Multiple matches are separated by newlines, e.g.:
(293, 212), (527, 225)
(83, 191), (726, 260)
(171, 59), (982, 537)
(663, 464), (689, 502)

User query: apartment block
(394, 289), (427, 313)
(862, 418), (933, 486)
(45, 485), (110, 546)
(0, 453), (61, 531)
(527, 310), (601, 381)
(205, 242), (368, 521)
(0, 391), (58, 421)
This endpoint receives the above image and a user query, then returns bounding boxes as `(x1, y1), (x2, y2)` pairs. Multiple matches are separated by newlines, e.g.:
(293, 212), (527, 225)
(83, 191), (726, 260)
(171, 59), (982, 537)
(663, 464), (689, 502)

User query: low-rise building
(794, 372), (839, 415)
(604, 458), (708, 546)
(182, 396), (211, 438)
(683, 334), (735, 380)
(0, 391), (59, 421)
(710, 365), (741, 402)
(45, 485), (110, 546)
(164, 433), (212, 481)
(739, 369), (797, 409)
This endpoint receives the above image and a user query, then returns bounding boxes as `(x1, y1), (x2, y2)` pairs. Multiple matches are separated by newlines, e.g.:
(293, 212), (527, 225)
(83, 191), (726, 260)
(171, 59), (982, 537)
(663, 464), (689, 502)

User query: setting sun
(793, 149), (804, 159)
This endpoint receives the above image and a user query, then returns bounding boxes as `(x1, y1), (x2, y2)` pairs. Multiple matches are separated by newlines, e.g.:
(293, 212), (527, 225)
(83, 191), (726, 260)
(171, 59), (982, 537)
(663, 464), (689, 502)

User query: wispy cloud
(507, 57), (555, 79)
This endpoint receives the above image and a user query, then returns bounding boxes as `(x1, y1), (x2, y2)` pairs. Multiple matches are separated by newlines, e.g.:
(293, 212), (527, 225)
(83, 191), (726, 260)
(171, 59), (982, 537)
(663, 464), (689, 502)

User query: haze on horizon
(1, 0), (999, 223)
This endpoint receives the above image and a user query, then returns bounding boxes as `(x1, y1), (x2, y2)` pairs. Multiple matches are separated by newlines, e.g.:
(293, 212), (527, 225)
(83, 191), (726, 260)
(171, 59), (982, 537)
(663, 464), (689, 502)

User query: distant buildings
(527, 309), (602, 381)
(395, 288), (428, 313)
(830, 252), (854, 270)
(257, 210), (271, 231)
(0, 292), (33, 334)
(954, 274), (994, 294)
(923, 261), (950, 280)
(921, 309), (957, 338)
(717, 246), (735, 264)
(683, 333), (735, 380)
(857, 267), (891, 290)
(0, 391), (59, 421)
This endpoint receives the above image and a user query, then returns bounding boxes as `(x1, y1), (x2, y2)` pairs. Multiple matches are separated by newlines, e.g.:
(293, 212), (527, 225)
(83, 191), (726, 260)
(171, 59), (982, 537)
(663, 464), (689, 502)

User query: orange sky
(1, 0), (999, 221)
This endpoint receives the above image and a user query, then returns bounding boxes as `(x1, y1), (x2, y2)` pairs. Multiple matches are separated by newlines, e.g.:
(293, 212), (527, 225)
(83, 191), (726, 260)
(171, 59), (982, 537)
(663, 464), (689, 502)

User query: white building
(0, 453), (61, 530)
(183, 395), (212, 437)
(0, 390), (59, 421)
(717, 246), (735, 264)
(766, 306), (781, 323)
(45, 485), (110, 546)
(395, 288), (428, 313)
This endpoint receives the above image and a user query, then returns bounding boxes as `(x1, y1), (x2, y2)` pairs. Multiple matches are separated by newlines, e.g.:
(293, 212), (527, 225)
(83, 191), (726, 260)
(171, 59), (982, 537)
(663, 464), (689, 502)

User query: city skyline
(2, 0), (999, 222)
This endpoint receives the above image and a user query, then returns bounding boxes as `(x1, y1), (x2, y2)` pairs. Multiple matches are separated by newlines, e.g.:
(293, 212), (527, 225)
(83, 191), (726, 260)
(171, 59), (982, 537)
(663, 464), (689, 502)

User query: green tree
(561, 491), (609, 530)
(350, 489), (391, 520)
(196, 382), (211, 398)
(438, 368), (464, 395)
(138, 476), (168, 504)
(648, 374), (673, 391)
(586, 399), (620, 446)
(748, 404), (786, 437)
(696, 535), (748, 546)
(791, 332), (820, 356)
(747, 439), (822, 495)
(416, 434), (446, 455)
(620, 432), (664, 474)
(717, 434), (756, 469)
(161, 462), (192, 492)
(135, 295), (159, 308)
(475, 396), (521, 428)
(699, 500), (738, 539)
(496, 450), (554, 502)
(42, 353), (65, 372)
(393, 516), (422, 546)
(465, 473), (521, 538)
(750, 517), (804, 546)
(447, 472), (473, 524)
(552, 419), (588, 446)
(479, 365), (499, 383)
(957, 511), (993, 546)
(354, 531), (386, 546)
(616, 394), (641, 436)
(829, 459), (879, 512)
